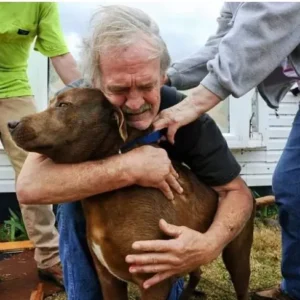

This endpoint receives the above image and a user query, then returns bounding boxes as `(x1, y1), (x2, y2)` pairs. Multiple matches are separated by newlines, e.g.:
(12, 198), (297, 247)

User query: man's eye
(112, 91), (125, 95)
(58, 102), (70, 108)
(140, 86), (154, 91)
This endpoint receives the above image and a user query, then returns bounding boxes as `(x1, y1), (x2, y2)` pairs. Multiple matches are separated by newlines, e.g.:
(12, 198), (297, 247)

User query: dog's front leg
(87, 241), (128, 300)
(96, 262), (128, 300)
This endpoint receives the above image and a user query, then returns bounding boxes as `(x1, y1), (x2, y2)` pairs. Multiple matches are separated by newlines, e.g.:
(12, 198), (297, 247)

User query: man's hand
(127, 146), (183, 200)
(153, 85), (221, 144)
(125, 219), (222, 289)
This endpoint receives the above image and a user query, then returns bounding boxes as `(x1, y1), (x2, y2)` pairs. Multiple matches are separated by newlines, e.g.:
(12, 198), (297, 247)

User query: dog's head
(8, 88), (131, 163)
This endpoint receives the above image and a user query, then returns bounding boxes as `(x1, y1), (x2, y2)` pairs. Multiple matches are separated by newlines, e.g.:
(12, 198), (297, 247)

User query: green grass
(0, 208), (29, 242)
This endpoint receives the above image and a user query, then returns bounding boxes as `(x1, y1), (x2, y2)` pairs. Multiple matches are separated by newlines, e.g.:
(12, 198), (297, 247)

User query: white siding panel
(269, 115), (294, 127)
(0, 180), (15, 192)
(270, 103), (298, 115)
(267, 139), (287, 150)
(241, 163), (276, 175)
(233, 150), (283, 163)
(241, 174), (272, 187)
(0, 166), (15, 180)
(0, 152), (12, 166)
(235, 95), (297, 186)
(269, 127), (292, 139)
(233, 150), (267, 163)
(281, 94), (299, 103)
(0, 150), (15, 192)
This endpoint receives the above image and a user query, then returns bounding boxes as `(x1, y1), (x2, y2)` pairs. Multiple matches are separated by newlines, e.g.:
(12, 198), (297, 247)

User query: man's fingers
(126, 253), (171, 265)
(153, 117), (170, 131)
(153, 110), (175, 131)
(129, 264), (171, 274)
(167, 124), (179, 145)
(143, 271), (174, 289)
(166, 174), (183, 195)
(159, 219), (182, 238)
(170, 166), (179, 178)
(130, 239), (171, 252)
(159, 181), (174, 200)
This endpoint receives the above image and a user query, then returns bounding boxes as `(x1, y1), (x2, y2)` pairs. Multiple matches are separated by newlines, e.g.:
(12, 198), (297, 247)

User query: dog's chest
(91, 240), (127, 282)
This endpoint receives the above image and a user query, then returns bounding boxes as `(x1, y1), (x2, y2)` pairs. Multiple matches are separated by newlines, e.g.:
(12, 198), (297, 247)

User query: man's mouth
(126, 110), (148, 116)
(126, 110), (150, 120)
(123, 103), (152, 116)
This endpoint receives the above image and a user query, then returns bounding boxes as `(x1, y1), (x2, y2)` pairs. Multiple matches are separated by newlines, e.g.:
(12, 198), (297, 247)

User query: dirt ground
(1, 221), (281, 300)
(0, 250), (63, 300)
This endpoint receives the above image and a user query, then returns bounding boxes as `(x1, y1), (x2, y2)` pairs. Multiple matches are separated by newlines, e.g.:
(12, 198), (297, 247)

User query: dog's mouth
(15, 139), (54, 153)
(30, 144), (54, 152)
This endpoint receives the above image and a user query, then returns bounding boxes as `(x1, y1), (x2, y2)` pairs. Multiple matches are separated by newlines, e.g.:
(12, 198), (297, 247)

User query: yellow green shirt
(0, 2), (69, 98)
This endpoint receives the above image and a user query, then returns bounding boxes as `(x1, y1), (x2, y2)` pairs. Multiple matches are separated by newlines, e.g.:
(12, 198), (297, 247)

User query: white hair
(80, 5), (171, 86)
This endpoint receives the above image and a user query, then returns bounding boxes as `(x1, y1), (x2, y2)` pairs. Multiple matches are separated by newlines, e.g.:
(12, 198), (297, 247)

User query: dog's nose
(7, 121), (20, 130)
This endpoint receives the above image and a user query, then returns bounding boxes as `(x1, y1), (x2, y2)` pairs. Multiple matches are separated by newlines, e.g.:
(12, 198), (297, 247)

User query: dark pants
(273, 109), (300, 299)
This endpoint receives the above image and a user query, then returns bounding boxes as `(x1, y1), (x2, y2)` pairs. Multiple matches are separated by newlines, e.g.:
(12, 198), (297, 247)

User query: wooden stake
(256, 195), (275, 207)
(30, 283), (44, 300)
(0, 240), (34, 252)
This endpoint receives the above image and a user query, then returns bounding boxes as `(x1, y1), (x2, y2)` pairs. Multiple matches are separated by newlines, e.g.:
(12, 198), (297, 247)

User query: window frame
(224, 89), (268, 149)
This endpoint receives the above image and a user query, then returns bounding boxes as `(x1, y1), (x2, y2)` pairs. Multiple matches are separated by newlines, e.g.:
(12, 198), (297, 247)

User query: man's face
(98, 43), (164, 130)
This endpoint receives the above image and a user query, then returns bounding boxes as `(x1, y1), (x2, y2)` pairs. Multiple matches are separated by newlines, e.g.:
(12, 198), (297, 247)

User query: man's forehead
(99, 44), (160, 72)
(100, 57), (160, 74)
(106, 73), (157, 84)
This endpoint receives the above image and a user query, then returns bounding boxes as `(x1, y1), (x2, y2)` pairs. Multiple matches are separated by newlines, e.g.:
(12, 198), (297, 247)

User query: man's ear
(161, 74), (167, 86)
(113, 107), (128, 142)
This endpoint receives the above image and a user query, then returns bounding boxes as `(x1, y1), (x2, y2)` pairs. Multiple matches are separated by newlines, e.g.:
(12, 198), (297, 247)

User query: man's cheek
(106, 95), (125, 107)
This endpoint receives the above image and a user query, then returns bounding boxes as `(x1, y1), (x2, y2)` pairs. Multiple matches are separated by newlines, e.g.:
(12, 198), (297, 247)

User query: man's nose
(126, 91), (144, 111)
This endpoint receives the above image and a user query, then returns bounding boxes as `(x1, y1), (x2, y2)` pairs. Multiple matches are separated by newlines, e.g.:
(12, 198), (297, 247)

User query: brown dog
(9, 88), (254, 300)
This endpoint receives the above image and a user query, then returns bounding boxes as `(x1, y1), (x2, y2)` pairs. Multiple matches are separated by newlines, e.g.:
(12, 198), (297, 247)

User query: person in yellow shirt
(0, 2), (81, 286)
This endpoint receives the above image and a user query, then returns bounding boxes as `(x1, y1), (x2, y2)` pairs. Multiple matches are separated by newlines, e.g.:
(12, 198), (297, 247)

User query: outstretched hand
(153, 84), (222, 144)
(125, 219), (221, 289)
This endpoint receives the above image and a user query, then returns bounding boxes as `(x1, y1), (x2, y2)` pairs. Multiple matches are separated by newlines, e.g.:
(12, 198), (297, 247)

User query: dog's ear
(113, 107), (128, 142)
(49, 96), (57, 106)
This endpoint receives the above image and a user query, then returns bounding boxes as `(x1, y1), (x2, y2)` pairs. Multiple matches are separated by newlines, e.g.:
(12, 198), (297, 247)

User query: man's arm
(125, 176), (253, 289)
(35, 3), (81, 85)
(208, 177), (253, 251)
(155, 3), (300, 143)
(167, 2), (233, 90)
(202, 2), (300, 100)
(50, 53), (81, 85)
(17, 146), (182, 205)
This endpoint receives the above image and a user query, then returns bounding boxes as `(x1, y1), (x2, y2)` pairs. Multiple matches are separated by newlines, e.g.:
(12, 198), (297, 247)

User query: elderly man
(16, 5), (253, 300)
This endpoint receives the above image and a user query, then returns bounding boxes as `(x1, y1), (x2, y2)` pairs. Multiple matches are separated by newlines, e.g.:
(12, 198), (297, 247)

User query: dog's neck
(88, 124), (153, 161)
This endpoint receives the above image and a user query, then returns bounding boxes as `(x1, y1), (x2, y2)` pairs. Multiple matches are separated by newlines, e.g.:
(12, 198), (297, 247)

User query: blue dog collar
(119, 130), (163, 153)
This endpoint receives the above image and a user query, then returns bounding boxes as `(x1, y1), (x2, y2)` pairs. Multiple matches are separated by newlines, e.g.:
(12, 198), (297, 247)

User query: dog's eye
(58, 102), (70, 108)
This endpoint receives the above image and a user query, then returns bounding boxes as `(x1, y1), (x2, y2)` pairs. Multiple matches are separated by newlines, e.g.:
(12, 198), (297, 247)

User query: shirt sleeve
(167, 3), (233, 90)
(34, 2), (69, 57)
(162, 113), (241, 186)
(201, 2), (300, 100)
